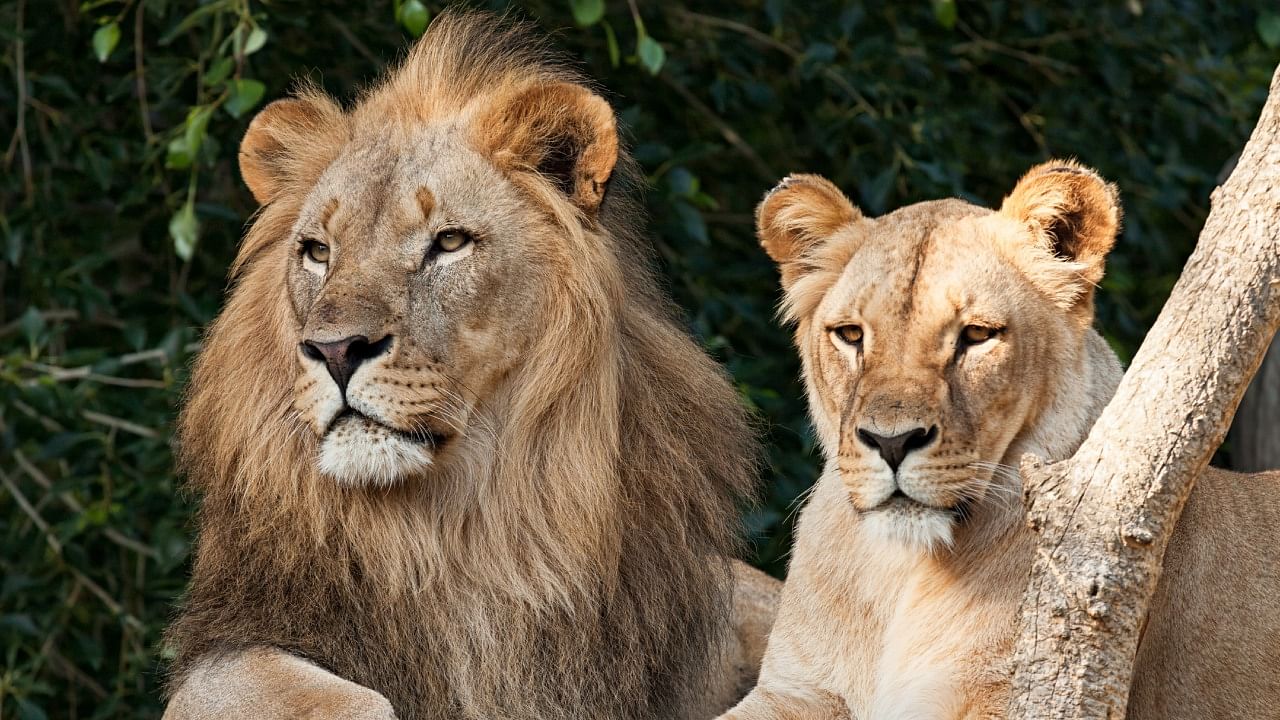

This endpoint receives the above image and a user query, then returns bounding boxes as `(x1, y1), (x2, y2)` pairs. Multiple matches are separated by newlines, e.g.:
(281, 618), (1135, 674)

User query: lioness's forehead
(822, 199), (998, 318)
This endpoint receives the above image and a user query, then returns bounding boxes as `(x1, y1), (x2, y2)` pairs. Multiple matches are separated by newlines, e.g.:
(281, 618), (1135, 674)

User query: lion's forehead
(298, 130), (522, 246)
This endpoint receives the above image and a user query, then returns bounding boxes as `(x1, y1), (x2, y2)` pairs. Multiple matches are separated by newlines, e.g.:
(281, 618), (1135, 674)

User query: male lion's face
(285, 134), (541, 486)
(758, 164), (1120, 550)
(238, 80), (619, 487)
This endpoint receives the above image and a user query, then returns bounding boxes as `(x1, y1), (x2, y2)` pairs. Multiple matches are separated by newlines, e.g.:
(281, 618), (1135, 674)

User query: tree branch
(1009, 63), (1280, 718)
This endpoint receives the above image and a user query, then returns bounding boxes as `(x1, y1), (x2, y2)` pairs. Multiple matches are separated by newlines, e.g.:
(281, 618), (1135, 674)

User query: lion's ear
(472, 82), (618, 214)
(756, 174), (861, 284)
(998, 159), (1121, 289)
(240, 95), (346, 205)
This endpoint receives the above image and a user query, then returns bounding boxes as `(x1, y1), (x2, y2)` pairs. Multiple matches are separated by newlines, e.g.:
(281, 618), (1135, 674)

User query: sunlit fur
(166, 12), (757, 720)
(858, 499), (955, 553)
(723, 163), (1280, 720)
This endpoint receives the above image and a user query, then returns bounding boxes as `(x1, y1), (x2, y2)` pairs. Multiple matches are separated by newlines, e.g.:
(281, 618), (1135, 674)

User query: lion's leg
(727, 561), (783, 690)
(716, 686), (850, 720)
(163, 646), (396, 720)
(709, 564), (845, 720)
(694, 561), (783, 717)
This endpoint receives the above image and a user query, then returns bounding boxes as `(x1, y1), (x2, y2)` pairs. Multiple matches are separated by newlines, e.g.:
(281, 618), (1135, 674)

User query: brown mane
(165, 11), (757, 720)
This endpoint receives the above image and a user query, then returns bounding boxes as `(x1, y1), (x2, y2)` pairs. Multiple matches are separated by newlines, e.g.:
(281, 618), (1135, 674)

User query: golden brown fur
(164, 12), (770, 720)
(723, 162), (1280, 719)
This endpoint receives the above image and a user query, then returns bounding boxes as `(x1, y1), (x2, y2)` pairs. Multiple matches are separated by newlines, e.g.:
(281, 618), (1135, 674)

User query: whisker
(782, 482), (820, 527)
(433, 382), (507, 468)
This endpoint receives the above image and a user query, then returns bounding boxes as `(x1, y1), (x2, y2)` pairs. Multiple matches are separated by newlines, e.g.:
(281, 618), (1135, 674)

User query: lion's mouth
(330, 409), (452, 448)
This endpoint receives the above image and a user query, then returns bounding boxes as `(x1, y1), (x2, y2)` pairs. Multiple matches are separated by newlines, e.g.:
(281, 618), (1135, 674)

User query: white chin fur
(861, 506), (955, 555)
(317, 415), (434, 488)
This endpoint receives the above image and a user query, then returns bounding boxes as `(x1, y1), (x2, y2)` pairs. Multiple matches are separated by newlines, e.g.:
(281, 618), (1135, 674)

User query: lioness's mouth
(866, 489), (966, 519)
(330, 409), (452, 448)
(873, 491), (927, 511)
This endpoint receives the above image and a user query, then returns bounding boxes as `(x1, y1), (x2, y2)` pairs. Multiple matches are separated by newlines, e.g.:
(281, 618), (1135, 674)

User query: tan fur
(164, 11), (777, 720)
(163, 648), (396, 720)
(725, 161), (1280, 719)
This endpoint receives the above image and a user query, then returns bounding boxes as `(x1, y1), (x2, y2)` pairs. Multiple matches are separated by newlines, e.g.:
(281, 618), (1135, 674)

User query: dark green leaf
(399, 0), (430, 37)
(603, 20), (620, 68)
(20, 305), (45, 349)
(1258, 12), (1280, 48)
(92, 22), (120, 62)
(165, 137), (193, 169)
(637, 36), (665, 75)
(244, 26), (268, 55)
(0, 613), (40, 637)
(570, 0), (605, 27)
(667, 167), (698, 197)
(170, 202), (199, 261)
(932, 0), (958, 30)
(204, 57), (234, 87)
(166, 106), (213, 168)
(224, 79), (266, 119)
(4, 224), (23, 265)
(16, 698), (48, 720)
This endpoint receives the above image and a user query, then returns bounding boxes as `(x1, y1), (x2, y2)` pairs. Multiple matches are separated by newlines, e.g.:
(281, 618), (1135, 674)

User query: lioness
(162, 11), (778, 720)
(721, 162), (1280, 719)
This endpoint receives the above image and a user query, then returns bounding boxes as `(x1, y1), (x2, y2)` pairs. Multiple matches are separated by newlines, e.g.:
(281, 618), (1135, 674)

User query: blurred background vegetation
(1, 0), (1277, 716)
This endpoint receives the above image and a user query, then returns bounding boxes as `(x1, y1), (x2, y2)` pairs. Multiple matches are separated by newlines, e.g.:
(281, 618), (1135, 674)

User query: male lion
(163, 12), (778, 720)
(720, 162), (1280, 719)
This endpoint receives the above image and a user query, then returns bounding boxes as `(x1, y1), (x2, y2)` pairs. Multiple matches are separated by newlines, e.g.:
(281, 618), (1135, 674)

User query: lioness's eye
(960, 325), (999, 345)
(831, 324), (864, 346)
(434, 230), (472, 253)
(301, 239), (330, 264)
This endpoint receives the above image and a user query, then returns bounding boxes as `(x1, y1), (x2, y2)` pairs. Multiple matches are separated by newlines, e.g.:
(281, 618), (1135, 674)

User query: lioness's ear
(756, 174), (861, 283)
(240, 94), (347, 205)
(472, 82), (618, 214)
(999, 159), (1121, 288)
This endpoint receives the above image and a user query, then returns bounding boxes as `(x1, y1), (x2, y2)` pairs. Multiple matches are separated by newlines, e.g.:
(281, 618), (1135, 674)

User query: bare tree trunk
(1007, 63), (1280, 719)
(1229, 335), (1280, 472)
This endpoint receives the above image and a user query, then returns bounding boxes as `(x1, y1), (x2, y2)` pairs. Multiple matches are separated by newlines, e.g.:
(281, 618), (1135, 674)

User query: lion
(161, 11), (780, 720)
(719, 162), (1280, 719)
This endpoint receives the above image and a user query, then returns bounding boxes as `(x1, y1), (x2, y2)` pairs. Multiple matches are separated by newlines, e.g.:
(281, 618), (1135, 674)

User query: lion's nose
(300, 334), (393, 393)
(856, 425), (938, 473)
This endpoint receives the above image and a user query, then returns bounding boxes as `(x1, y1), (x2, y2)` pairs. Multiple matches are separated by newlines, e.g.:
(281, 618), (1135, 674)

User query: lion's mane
(165, 12), (757, 720)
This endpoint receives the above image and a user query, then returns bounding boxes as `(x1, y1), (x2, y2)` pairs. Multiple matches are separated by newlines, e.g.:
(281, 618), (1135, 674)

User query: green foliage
(396, 0), (431, 37)
(1260, 11), (1280, 49)
(0, 0), (1275, 716)
(91, 23), (120, 63)
(570, 0), (604, 28)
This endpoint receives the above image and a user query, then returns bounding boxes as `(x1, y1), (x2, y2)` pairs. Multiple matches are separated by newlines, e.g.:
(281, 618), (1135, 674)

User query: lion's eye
(434, 230), (472, 253)
(960, 325), (999, 345)
(831, 324), (864, 346)
(301, 239), (330, 264)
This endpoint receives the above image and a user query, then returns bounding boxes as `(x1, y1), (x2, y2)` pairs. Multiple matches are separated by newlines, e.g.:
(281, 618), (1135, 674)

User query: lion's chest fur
(167, 497), (733, 720)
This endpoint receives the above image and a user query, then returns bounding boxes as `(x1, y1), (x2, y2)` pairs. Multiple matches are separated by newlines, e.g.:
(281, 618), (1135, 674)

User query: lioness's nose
(300, 334), (393, 393)
(856, 425), (938, 473)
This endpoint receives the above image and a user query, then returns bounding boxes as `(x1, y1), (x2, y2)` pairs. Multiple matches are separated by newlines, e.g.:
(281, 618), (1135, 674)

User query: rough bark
(1228, 335), (1280, 472)
(1008, 63), (1280, 719)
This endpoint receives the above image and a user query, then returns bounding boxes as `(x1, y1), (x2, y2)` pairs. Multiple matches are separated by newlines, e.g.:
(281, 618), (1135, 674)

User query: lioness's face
(806, 201), (1064, 546)
(758, 165), (1119, 549)
(239, 80), (619, 487)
